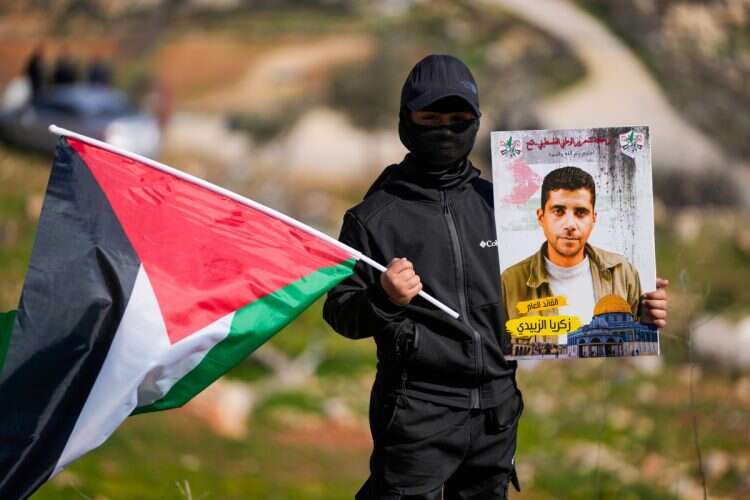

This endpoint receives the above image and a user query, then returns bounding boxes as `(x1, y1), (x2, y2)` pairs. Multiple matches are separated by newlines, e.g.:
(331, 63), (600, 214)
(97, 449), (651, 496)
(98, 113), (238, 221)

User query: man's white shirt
(544, 255), (596, 345)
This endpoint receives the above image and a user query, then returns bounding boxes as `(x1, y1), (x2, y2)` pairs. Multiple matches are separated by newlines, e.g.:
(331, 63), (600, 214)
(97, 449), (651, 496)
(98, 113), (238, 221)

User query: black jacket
(323, 155), (516, 409)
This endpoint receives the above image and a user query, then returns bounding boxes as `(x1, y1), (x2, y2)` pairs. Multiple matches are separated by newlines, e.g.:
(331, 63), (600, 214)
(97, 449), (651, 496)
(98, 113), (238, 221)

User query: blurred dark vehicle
(0, 83), (161, 158)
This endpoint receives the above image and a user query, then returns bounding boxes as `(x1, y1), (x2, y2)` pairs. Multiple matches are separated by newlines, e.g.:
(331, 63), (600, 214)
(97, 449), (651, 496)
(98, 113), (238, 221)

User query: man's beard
(553, 236), (583, 257)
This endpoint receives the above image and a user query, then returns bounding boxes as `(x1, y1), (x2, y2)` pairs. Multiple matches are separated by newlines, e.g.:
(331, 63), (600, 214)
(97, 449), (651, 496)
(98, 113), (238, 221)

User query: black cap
(400, 54), (480, 117)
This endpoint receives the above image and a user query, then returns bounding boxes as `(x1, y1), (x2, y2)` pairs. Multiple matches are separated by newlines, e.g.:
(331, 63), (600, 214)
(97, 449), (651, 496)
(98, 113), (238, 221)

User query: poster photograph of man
(491, 126), (660, 360)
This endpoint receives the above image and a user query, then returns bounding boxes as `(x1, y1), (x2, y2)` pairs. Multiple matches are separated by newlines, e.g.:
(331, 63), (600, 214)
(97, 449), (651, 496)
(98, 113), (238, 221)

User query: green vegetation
(656, 218), (750, 319)
(227, 111), (300, 143)
(0, 146), (49, 310)
(255, 390), (324, 417)
(182, 6), (362, 38)
(35, 408), (366, 500)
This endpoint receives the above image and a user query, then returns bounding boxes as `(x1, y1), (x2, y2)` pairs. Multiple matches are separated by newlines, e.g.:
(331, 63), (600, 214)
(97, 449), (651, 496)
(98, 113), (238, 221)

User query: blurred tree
(326, 36), (403, 131)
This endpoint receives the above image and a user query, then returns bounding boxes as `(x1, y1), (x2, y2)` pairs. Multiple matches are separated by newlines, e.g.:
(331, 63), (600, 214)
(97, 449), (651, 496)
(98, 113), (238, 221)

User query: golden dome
(593, 294), (632, 316)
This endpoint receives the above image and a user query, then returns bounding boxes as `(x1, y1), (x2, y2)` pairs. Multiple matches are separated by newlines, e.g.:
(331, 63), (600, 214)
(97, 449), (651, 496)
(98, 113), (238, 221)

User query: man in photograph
(501, 166), (645, 326)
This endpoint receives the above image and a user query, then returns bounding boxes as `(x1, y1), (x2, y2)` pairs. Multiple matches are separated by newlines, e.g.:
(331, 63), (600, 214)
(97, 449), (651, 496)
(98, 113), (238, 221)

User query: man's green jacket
(501, 242), (642, 321)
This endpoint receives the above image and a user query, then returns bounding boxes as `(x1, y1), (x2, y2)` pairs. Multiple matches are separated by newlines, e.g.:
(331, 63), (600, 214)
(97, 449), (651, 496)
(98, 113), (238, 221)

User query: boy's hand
(380, 258), (423, 305)
(641, 277), (669, 328)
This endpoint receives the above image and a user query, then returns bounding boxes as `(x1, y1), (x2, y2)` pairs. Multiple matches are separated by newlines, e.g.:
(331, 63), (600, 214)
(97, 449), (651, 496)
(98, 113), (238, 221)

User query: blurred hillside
(1, 1), (749, 499)
(577, 0), (750, 161)
(1, 0), (585, 218)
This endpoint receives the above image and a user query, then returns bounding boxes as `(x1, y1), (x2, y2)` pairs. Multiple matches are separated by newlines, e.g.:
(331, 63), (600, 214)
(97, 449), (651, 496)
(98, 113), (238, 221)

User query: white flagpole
(49, 125), (460, 319)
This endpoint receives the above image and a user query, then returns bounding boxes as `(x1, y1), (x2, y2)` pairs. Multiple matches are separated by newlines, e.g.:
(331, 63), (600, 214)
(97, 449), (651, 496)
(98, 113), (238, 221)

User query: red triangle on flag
(70, 139), (349, 344)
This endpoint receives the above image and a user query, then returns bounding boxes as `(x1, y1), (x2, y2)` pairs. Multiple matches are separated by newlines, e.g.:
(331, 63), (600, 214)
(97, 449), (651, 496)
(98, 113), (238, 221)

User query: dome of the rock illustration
(593, 294), (631, 316)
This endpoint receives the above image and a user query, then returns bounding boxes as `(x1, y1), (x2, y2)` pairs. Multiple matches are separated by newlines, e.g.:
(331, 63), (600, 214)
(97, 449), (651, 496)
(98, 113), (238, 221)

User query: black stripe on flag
(0, 138), (141, 499)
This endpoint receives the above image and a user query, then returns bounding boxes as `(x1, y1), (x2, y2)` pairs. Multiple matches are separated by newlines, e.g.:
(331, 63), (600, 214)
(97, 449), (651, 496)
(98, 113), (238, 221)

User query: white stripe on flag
(52, 266), (234, 476)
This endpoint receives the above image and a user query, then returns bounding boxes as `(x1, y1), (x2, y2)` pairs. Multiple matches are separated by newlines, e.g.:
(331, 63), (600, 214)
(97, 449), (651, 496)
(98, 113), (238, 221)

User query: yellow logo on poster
(505, 315), (582, 338)
(515, 295), (567, 314)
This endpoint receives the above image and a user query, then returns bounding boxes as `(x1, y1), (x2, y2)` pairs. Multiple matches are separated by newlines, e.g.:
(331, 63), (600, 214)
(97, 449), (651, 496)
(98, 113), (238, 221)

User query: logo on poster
(619, 130), (645, 158)
(500, 136), (522, 159)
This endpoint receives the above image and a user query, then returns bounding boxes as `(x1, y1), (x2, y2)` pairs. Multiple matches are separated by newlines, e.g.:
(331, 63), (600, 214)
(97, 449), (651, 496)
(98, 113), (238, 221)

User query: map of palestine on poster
(491, 126), (660, 361)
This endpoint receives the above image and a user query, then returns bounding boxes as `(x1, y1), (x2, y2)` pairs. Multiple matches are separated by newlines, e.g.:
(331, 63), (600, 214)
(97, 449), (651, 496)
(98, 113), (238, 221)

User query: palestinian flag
(0, 134), (357, 499)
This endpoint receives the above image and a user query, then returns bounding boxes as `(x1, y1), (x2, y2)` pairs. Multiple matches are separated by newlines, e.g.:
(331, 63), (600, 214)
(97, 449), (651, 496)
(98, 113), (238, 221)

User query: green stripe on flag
(133, 258), (356, 414)
(0, 310), (16, 375)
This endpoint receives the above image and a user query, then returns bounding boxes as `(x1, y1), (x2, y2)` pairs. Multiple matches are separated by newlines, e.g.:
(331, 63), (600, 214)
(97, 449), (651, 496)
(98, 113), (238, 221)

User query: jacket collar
(526, 242), (622, 289)
(399, 153), (479, 190)
(364, 154), (480, 202)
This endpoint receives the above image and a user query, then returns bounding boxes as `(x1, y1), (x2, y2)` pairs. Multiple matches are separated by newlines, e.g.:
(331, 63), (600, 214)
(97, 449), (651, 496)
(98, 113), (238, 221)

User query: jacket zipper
(441, 191), (483, 408)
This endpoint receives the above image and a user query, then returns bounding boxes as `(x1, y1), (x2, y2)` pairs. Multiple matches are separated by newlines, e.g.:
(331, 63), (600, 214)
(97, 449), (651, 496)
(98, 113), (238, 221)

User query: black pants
(357, 386), (523, 500)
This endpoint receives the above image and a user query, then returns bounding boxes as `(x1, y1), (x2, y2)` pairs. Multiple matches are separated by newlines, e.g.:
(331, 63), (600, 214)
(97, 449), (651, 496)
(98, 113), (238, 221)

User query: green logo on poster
(619, 130), (645, 157)
(500, 136), (522, 158)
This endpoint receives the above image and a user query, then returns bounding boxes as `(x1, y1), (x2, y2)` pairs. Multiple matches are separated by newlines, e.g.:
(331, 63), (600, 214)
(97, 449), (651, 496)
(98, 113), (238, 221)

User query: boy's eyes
(414, 113), (440, 123)
(412, 112), (475, 126)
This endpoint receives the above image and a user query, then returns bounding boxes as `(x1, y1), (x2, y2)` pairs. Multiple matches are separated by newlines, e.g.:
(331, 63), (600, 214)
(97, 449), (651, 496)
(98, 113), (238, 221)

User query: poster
(491, 126), (660, 360)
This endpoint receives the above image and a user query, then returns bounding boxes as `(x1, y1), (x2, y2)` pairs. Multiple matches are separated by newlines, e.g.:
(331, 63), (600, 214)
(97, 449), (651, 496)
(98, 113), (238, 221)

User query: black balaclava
(398, 55), (481, 176)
